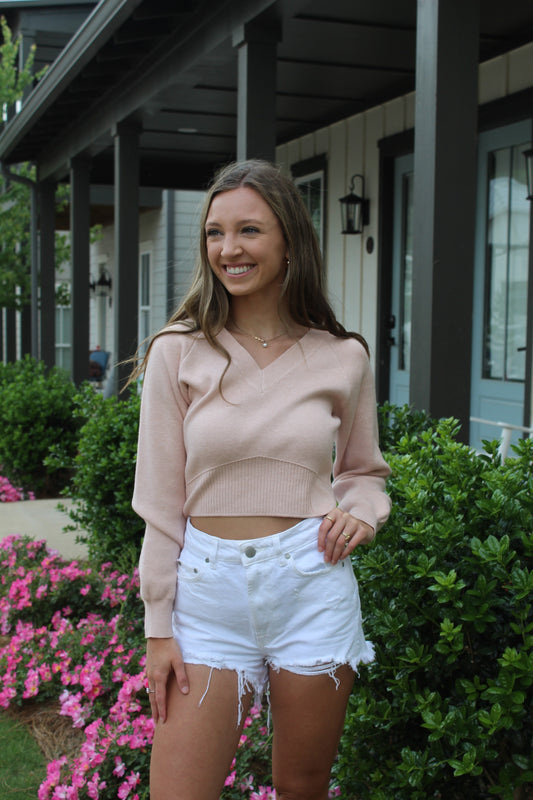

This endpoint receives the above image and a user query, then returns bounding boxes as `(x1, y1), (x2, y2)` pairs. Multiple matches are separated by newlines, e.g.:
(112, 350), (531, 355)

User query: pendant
(262, 341), (268, 348)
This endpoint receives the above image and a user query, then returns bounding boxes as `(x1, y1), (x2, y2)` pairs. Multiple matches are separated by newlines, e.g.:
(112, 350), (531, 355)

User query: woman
(131, 159), (391, 800)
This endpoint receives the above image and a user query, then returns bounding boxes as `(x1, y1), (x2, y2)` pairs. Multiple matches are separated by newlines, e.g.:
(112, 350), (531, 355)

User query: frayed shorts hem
(182, 642), (375, 725)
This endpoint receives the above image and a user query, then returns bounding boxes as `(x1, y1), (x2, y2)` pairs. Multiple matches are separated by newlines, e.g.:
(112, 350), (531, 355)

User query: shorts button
(245, 546), (256, 558)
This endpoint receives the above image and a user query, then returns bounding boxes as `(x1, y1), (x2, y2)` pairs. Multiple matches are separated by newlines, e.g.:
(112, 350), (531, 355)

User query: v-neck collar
(219, 326), (316, 391)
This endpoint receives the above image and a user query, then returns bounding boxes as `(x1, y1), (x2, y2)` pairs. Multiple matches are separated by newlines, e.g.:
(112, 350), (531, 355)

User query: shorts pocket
(177, 546), (211, 583)
(287, 538), (335, 577)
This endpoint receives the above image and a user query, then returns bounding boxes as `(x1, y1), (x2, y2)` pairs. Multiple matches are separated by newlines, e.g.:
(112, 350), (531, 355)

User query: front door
(388, 153), (414, 406)
(470, 122), (531, 451)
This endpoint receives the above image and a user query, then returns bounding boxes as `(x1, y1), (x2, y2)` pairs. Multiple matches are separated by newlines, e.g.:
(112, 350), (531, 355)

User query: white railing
(470, 417), (533, 460)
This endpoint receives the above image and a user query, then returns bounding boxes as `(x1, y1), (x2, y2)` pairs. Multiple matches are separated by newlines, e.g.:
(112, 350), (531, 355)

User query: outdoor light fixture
(90, 269), (112, 298)
(339, 173), (369, 234)
(524, 148), (533, 201)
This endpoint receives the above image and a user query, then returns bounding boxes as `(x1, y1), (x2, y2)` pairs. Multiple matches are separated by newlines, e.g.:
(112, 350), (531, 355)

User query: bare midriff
(190, 516), (306, 540)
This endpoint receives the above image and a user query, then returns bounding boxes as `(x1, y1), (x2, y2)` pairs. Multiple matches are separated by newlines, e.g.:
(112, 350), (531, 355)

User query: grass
(0, 702), (83, 799)
(0, 710), (46, 798)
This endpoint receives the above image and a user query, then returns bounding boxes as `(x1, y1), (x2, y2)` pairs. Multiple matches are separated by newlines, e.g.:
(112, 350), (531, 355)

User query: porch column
(69, 156), (91, 386)
(232, 22), (281, 161)
(20, 306), (31, 356)
(112, 119), (140, 395)
(39, 179), (56, 369)
(5, 309), (16, 361)
(410, 0), (479, 439)
(166, 190), (176, 316)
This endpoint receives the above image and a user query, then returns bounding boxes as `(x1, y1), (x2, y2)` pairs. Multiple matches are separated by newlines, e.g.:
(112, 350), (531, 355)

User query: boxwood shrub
(48, 385), (144, 569)
(0, 356), (78, 496)
(337, 416), (533, 799)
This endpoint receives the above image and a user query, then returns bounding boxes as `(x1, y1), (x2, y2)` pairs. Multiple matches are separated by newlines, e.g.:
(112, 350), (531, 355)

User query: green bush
(377, 400), (433, 451)
(0, 357), (78, 496)
(48, 385), (144, 567)
(337, 418), (533, 799)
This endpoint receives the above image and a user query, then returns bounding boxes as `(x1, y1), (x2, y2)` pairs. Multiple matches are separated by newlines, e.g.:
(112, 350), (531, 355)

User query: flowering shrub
(0, 535), (295, 799)
(0, 474), (35, 502)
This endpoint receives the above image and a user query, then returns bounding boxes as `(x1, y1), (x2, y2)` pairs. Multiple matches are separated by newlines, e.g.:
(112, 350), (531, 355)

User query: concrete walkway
(0, 499), (88, 560)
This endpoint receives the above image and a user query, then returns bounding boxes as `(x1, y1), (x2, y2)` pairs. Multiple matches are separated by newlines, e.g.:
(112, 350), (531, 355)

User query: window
(291, 156), (327, 253)
(55, 285), (71, 371)
(483, 141), (530, 382)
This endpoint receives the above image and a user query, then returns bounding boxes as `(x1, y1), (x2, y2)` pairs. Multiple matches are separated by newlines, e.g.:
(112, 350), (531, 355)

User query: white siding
(276, 41), (533, 364)
(173, 190), (205, 313)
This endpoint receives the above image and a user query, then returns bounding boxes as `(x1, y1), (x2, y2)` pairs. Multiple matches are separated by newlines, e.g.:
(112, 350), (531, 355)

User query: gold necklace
(231, 321), (286, 348)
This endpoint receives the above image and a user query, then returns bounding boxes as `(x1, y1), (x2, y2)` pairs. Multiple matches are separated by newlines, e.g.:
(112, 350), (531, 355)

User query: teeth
(226, 265), (252, 275)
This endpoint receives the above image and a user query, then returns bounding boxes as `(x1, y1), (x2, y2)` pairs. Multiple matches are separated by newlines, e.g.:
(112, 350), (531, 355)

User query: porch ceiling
(1, 0), (533, 189)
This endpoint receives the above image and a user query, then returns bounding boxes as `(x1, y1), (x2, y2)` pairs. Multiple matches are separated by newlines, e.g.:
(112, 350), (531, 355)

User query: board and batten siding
(276, 40), (533, 363)
(172, 190), (205, 319)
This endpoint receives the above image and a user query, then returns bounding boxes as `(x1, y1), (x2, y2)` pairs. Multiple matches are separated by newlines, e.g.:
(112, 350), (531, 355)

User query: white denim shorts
(172, 517), (374, 716)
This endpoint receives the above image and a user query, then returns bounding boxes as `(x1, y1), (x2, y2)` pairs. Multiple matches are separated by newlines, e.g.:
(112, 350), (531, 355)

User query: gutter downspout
(1, 162), (39, 359)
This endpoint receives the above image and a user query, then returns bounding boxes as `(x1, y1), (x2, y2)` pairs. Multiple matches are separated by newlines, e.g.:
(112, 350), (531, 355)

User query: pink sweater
(132, 324), (391, 637)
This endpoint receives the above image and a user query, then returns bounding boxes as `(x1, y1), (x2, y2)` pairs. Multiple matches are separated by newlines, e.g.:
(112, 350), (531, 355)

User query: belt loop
(208, 534), (219, 568)
(272, 533), (282, 557)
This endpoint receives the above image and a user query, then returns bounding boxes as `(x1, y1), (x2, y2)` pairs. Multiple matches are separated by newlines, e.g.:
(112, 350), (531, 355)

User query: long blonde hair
(127, 159), (367, 385)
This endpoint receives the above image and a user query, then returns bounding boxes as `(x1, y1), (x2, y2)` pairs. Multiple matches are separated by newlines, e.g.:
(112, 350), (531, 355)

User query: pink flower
(23, 668), (40, 698)
(250, 787), (276, 800)
(113, 757), (126, 777)
(240, 775), (254, 791)
(224, 770), (236, 787)
(117, 771), (140, 799)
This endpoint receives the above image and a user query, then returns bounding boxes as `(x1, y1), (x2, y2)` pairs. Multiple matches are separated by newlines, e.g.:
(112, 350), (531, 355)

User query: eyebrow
(205, 217), (263, 227)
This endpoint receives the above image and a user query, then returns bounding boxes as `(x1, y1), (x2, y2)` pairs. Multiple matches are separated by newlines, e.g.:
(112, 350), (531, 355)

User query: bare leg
(150, 664), (253, 800)
(269, 665), (355, 800)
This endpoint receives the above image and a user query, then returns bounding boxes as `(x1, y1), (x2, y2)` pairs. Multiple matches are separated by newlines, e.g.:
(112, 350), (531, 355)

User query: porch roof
(0, 0), (532, 189)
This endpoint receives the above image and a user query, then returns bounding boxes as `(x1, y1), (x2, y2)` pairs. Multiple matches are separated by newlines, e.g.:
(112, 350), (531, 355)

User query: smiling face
(204, 186), (289, 302)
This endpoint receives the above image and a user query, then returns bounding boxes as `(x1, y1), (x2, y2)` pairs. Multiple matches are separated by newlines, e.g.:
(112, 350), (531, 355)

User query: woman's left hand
(318, 510), (375, 565)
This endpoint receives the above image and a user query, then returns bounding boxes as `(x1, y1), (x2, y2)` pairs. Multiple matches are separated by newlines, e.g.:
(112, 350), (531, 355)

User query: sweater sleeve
(331, 345), (391, 533)
(132, 332), (190, 638)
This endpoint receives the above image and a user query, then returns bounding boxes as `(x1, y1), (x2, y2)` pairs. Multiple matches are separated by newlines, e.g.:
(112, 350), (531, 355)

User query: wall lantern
(90, 269), (112, 298)
(339, 174), (370, 234)
(524, 148), (533, 200)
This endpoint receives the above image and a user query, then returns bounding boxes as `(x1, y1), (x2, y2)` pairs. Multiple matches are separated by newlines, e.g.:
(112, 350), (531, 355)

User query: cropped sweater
(132, 324), (391, 637)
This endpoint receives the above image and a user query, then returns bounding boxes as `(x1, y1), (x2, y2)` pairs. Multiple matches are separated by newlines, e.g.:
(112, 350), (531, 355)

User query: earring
(286, 258), (290, 268)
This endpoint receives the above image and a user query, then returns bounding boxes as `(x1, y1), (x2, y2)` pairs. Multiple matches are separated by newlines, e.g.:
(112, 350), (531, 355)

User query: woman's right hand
(146, 637), (189, 724)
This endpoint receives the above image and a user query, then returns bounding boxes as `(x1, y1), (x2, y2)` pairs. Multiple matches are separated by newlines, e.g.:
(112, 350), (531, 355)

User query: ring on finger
(342, 531), (351, 545)
(326, 515), (335, 523)
(146, 688), (156, 694)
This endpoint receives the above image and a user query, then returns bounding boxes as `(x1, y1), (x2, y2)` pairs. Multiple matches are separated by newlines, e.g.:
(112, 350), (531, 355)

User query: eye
(205, 228), (222, 238)
(242, 226), (259, 234)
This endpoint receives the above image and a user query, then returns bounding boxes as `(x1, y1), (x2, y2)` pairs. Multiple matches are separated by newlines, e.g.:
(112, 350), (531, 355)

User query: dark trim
(479, 87), (533, 131)
(377, 129), (414, 157)
(290, 153), (327, 178)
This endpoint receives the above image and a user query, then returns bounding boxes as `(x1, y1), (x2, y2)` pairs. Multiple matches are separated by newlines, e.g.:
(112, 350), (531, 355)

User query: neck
(229, 299), (288, 340)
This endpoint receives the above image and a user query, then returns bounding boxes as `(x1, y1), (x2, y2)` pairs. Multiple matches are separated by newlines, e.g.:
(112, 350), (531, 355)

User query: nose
(220, 234), (243, 257)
